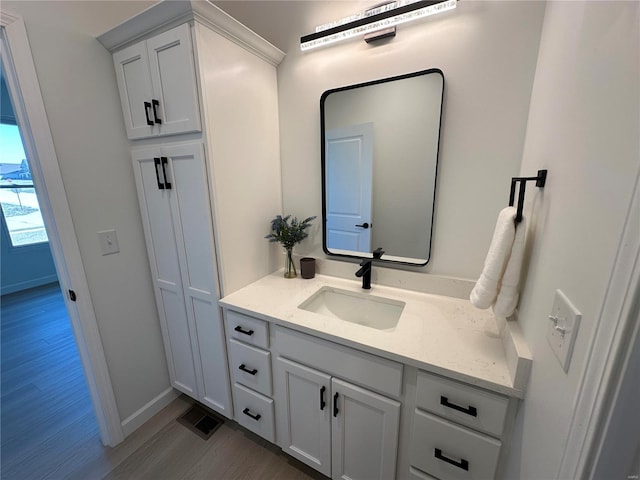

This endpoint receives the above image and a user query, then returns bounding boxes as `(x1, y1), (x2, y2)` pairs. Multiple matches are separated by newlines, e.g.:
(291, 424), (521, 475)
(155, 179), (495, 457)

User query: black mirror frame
(320, 68), (445, 267)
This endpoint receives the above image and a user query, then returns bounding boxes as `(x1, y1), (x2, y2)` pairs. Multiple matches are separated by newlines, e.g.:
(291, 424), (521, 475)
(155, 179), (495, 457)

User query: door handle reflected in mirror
(355, 223), (370, 229)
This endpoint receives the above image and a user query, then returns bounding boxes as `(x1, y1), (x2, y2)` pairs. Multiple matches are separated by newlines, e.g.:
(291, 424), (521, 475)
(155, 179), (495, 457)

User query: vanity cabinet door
(275, 357), (331, 477)
(331, 378), (400, 480)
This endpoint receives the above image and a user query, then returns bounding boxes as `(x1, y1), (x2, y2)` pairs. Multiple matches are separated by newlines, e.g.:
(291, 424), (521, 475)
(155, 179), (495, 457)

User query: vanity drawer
(226, 309), (269, 349)
(411, 409), (501, 480)
(273, 325), (403, 397)
(228, 338), (272, 396)
(233, 382), (275, 442)
(416, 370), (509, 437)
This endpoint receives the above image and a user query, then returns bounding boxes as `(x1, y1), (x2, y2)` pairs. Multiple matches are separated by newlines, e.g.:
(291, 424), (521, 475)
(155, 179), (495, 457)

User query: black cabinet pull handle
(153, 158), (165, 190)
(144, 101), (154, 126)
(160, 157), (171, 189)
(440, 396), (478, 417)
(434, 448), (469, 471)
(333, 392), (339, 417)
(320, 386), (326, 411)
(152, 99), (162, 124)
(234, 325), (254, 336)
(355, 222), (369, 229)
(242, 408), (261, 421)
(238, 364), (258, 375)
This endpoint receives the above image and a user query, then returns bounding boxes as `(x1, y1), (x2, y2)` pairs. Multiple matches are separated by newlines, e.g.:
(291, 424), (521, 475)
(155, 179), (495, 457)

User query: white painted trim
(557, 166), (640, 478)
(588, 277), (640, 479)
(191, 1), (285, 66)
(120, 387), (179, 437)
(0, 274), (58, 296)
(0, 11), (124, 446)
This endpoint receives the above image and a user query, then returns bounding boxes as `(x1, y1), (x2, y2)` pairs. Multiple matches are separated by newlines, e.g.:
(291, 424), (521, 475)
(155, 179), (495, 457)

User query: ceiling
(2, 0), (375, 54)
(212, 1), (372, 52)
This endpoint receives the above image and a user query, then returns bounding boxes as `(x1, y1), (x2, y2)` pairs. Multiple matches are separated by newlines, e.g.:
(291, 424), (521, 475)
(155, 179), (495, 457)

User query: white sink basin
(298, 286), (405, 331)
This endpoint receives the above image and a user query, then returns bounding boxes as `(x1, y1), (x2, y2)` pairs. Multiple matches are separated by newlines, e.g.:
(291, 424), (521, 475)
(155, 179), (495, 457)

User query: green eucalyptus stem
(265, 214), (316, 278)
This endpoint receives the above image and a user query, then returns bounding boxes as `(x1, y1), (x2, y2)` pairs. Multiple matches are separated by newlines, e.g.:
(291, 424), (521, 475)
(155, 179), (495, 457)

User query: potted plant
(265, 214), (316, 278)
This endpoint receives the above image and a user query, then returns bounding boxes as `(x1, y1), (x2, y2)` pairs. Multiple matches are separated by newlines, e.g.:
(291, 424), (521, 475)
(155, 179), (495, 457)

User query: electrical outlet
(98, 229), (120, 255)
(547, 289), (581, 372)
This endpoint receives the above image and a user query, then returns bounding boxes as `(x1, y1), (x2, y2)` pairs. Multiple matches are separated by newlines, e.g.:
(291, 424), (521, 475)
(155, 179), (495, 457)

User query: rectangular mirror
(321, 68), (444, 265)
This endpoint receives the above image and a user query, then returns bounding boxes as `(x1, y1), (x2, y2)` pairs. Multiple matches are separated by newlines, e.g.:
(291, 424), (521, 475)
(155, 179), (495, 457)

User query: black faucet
(355, 248), (384, 289)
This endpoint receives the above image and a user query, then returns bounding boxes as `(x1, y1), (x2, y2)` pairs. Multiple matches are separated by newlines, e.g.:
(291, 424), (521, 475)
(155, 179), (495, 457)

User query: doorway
(0, 86), (56, 294)
(0, 50), (106, 479)
(1, 12), (122, 448)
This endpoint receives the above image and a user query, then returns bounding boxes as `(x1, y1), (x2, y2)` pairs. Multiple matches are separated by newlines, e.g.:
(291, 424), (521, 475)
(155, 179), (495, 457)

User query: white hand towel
(493, 213), (526, 317)
(470, 207), (517, 309)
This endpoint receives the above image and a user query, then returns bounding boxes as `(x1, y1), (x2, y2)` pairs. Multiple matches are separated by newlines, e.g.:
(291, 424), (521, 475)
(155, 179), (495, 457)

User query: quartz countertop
(219, 272), (528, 398)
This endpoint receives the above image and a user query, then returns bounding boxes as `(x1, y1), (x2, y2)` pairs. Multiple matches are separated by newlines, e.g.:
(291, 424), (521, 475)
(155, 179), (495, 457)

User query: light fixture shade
(300, 0), (456, 51)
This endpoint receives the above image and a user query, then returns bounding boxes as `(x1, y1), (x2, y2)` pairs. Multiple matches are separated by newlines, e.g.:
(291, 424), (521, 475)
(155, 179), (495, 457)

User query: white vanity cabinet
(218, 273), (529, 480)
(408, 370), (511, 480)
(224, 310), (275, 442)
(273, 325), (402, 480)
(112, 23), (200, 140)
(131, 142), (231, 416)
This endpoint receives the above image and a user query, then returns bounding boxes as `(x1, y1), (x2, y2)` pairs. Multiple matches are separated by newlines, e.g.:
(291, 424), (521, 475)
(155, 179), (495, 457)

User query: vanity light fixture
(300, 0), (456, 51)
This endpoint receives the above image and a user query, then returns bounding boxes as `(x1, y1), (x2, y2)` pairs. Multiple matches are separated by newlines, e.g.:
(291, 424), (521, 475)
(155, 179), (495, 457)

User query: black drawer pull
(333, 392), (339, 417)
(153, 158), (165, 190)
(238, 364), (258, 375)
(144, 101), (154, 126)
(160, 157), (171, 189)
(440, 396), (477, 417)
(434, 448), (469, 471)
(234, 325), (254, 336)
(242, 408), (261, 421)
(152, 99), (162, 124)
(320, 386), (326, 411)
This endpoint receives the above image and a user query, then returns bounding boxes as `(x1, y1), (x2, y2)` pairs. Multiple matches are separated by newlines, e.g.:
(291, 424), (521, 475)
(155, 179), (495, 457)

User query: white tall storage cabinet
(131, 143), (230, 414)
(98, 1), (284, 421)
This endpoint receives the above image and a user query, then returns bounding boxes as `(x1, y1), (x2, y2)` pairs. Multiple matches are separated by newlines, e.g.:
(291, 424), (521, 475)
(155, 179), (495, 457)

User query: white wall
(3, 1), (171, 421)
(277, 1), (546, 279)
(503, 2), (639, 478)
(194, 23), (283, 296)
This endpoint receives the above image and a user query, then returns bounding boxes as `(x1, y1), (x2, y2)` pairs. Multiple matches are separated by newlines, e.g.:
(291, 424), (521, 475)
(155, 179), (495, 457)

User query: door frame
(1, 10), (124, 446)
(557, 167), (640, 478)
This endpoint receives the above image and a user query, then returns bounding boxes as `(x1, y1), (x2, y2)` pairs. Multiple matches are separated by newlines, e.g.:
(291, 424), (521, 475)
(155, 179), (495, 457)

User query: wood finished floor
(1, 283), (324, 480)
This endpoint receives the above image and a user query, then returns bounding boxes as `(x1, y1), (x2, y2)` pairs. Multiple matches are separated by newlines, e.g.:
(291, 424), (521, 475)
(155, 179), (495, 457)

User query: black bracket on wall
(509, 169), (547, 223)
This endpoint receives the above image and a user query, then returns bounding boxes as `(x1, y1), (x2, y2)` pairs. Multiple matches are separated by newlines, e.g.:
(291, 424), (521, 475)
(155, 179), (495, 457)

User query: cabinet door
(164, 142), (231, 417)
(131, 148), (198, 397)
(146, 24), (201, 137)
(113, 42), (155, 140)
(331, 378), (400, 480)
(275, 357), (331, 477)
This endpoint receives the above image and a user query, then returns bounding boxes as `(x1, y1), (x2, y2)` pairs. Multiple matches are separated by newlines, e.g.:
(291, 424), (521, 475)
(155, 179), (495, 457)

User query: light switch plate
(547, 289), (581, 372)
(98, 229), (120, 255)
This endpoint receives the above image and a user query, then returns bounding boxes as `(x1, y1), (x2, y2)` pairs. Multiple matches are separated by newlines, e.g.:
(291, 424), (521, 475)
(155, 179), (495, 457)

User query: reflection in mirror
(321, 69), (444, 265)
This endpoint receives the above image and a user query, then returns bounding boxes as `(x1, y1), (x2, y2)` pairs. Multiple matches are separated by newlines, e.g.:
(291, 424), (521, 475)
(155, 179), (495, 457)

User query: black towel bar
(509, 169), (547, 223)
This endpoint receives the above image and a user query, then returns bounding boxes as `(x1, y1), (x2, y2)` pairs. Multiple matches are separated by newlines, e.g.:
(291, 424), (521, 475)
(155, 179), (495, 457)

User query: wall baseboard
(120, 387), (179, 437)
(0, 274), (58, 296)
